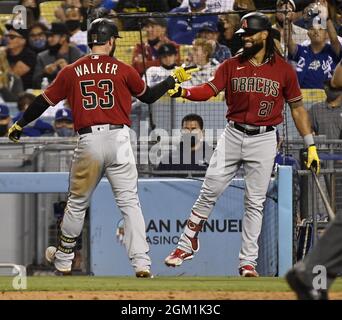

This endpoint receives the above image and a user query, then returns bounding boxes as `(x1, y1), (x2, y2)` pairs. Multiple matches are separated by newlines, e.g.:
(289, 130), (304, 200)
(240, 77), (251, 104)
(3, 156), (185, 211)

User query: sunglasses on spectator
(5, 34), (24, 40)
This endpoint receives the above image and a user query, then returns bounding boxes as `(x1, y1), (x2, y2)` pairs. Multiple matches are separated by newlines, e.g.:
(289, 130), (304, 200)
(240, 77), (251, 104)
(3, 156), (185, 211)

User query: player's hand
(171, 65), (200, 83)
(8, 122), (23, 143)
(305, 145), (320, 174)
(168, 83), (185, 98)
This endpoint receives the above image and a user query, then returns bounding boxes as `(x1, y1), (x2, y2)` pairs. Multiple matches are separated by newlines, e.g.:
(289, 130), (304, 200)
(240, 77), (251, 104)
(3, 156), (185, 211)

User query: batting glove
(8, 122), (23, 143)
(306, 145), (320, 174)
(168, 83), (185, 98)
(171, 65), (200, 84)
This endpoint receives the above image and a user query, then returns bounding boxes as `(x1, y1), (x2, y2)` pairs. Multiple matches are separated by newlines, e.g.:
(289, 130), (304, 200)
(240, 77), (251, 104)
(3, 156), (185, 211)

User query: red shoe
(239, 265), (259, 277)
(164, 248), (194, 267)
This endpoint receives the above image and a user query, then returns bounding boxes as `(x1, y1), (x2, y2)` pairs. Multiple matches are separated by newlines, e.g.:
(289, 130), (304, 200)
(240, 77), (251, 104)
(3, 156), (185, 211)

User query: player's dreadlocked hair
(265, 29), (283, 64)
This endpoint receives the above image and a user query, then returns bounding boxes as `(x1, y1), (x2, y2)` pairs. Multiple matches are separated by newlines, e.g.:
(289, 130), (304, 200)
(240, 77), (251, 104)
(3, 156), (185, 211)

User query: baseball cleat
(45, 246), (57, 264)
(45, 246), (72, 275)
(285, 268), (328, 300)
(164, 248), (194, 267)
(135, 270), (154, 278)
(239, 265), (259, 277)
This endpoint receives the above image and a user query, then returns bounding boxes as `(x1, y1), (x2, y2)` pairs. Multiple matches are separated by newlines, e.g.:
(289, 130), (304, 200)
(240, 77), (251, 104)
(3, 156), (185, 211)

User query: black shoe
(286, 268), (328, 300)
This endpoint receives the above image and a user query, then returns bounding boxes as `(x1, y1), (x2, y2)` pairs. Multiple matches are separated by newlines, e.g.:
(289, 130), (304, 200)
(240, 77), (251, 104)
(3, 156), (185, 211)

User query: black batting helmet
(87, 18), (122, 47)
(235, 12), (272, 36)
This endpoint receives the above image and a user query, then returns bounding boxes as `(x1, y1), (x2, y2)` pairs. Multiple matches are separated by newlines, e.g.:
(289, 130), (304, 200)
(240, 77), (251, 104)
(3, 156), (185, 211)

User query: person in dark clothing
(157, 114), (213, 172)
(5, 24), (37, 90)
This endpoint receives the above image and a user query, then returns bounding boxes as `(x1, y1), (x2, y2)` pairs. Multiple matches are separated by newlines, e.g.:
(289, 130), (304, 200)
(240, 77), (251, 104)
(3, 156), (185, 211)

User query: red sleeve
(42, 67), (69, 106)
(126, 65), (146, 97)
(206, 60), (229, 95)
(183, 83), (216, 101)
(283, 63), (302, 103)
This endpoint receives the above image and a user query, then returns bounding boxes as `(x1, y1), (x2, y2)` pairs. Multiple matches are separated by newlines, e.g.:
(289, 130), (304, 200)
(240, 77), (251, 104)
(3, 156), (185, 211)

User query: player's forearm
(181, 83), (216, 101)
(16, 95), (50, 127)
(327, 19), (341, 56)
(138, 76), (176, 104)
(291, 104), (315, 146)
(287, 25), (297, 57)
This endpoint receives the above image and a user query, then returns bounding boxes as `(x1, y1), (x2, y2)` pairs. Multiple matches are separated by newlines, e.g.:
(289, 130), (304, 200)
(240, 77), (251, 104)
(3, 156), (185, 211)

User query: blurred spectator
(180, 0), (234, 11)
(309, 85), (342, 139)
(233, 0), (277, 11)
(65, 7), (88, 54)
(54, 108), (75, 137)
(288, 1), (342, 89)
(183, 38), (217, 87)
(115, 0), (170, 30)
(273, 0), (309, 50)
(0, 104), (11, 137)
(12, 92), (54, 137)
(28, 22), (48, 54)
(19, 0), (49, 27)
(5, 24), (36, 90)
(33, 22), (83, 88)
(167, 0), (219, 45)
(0, 48), (24, 102)
(196, 21), (231, 63)
(55, 0), (83, 22)
(132, 18), (180, 76)
(157, 113), (213, 171)
(146, 43), (179, 86)
(219, 13), (242, 56)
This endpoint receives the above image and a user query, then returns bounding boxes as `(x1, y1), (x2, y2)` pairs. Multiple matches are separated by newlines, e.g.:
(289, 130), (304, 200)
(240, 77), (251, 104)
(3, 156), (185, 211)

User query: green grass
(1, 276), (342, 292)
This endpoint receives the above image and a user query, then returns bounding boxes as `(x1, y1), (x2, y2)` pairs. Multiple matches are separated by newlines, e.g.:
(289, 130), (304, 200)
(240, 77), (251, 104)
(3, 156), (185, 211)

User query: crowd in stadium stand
(0, 0), (341, 140)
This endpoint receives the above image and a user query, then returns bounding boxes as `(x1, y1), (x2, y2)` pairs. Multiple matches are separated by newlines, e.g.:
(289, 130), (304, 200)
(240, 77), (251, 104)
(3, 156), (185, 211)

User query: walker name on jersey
(231, 77), (280, 97)
(74, 62), (118, 77)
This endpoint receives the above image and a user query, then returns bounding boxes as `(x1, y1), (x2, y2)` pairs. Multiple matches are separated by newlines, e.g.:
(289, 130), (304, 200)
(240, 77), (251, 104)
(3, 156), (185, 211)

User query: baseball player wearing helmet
(165, 12), (320, 277)
(8, 18), (195, 277)
(286, 60), (342, 300)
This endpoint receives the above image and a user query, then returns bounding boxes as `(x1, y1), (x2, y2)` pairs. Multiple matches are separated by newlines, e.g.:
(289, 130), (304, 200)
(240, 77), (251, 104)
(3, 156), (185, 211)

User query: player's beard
(240, 41), (264, 62)
(109, 42), (116, 57)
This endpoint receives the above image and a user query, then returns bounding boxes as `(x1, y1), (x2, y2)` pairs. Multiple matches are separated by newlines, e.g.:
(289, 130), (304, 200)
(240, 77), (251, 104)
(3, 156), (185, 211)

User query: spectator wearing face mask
(132, 18), (180, 76)
(65, 7), (88, 54)
(145, 43), (179, 87)
(0, 104), (11, 137)
(28, 22), (48, 54)
(32, 22), (83, 89)
(54, 108), (75, 137)
(156, 113), (213, 173)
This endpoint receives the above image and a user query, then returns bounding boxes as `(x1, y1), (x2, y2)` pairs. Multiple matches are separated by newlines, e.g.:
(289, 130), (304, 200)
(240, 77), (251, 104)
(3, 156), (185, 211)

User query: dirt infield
(1, 291), (342, 300)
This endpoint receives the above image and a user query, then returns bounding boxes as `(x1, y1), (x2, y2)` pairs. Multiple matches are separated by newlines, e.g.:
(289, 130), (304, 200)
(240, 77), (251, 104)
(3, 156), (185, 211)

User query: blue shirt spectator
(289, 43), (342, 89)
(167, 0), (219, 45)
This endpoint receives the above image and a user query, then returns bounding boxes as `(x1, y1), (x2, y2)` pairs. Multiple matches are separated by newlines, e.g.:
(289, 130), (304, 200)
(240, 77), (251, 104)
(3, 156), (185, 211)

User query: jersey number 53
(80, 79), (114, 110)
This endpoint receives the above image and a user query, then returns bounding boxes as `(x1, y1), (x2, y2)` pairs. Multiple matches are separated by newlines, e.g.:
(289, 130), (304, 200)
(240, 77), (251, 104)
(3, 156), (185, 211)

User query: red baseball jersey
(43, 54), (146, 131)
(207, 55), (302, 126)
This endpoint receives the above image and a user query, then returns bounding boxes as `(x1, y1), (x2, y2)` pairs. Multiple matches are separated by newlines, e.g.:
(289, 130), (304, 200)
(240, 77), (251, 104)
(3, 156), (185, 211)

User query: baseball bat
(310, 167), (335, 221)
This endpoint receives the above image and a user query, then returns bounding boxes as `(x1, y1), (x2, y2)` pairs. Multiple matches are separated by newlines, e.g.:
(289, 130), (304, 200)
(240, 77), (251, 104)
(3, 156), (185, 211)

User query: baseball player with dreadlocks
(286, 60), (342, 300)
(165, 12), (320, 277)
(8, 18), (195, 277)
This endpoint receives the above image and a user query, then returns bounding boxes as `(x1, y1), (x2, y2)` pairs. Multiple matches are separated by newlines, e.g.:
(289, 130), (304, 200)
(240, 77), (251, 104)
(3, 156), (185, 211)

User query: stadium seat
(40, 1), (62, 24)
(0, 13), (12, 31)
(301, 89), (327, 109)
